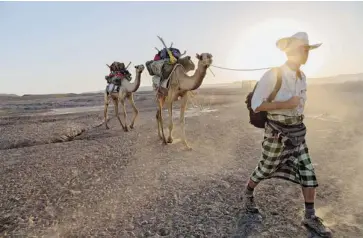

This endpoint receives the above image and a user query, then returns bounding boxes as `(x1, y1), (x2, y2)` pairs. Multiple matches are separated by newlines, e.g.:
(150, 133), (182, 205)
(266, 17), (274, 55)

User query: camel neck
(177, 63), (208, 91)
(131, 71), (141, 92)
(190, 65), (207, 90)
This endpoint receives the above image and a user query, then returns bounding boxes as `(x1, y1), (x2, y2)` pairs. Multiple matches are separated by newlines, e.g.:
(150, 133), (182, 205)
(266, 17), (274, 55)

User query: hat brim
(276, 37), (322, 51)
(308, 43), (322, 50)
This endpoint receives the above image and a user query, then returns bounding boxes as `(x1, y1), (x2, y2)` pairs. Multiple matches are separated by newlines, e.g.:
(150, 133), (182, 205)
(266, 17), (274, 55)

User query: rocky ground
(0, 85), (362, 237)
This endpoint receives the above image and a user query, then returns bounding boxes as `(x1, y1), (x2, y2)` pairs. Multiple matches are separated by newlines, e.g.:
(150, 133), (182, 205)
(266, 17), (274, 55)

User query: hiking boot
(241, 195), (259, 214)
(302, 215), (332, 237)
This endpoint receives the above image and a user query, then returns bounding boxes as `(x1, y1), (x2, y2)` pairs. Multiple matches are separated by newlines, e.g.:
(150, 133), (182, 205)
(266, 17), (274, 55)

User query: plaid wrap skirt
(250, 114), (318, 187)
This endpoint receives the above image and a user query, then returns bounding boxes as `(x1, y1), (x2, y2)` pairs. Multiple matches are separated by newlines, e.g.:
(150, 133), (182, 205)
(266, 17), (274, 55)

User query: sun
(226, 17), (325, 80)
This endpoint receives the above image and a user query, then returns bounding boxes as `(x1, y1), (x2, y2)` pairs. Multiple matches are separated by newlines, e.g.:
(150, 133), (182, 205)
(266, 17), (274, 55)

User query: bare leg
(179, 94), (191, 150)
(114, 99), (126, 130)
(247, 179), (258, 189)
(128, 93), (138, 129)
(104, 93), (110, 129)
(302, 187), (315, 203)
(167, 99), (174, 143)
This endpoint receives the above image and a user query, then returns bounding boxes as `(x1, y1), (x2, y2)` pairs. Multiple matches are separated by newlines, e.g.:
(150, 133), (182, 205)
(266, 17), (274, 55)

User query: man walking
(242, 32), (332, 237)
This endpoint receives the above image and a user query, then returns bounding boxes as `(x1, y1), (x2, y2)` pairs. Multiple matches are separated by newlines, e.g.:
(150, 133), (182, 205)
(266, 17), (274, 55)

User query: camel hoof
(184, 143), (192, 151)
(167, 137), (173, 143)
(130, 125), (134, 129)
(123, 127), (129, 132)
(105, 125), (110, 130)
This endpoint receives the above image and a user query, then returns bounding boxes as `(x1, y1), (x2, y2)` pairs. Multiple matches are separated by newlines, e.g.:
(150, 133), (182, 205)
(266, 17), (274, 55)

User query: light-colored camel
(156, 53), (213, 150)
(104, 64), (145, 131)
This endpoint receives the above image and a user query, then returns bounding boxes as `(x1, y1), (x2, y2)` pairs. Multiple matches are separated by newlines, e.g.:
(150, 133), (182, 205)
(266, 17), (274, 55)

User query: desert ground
(1, 81), (363, 237)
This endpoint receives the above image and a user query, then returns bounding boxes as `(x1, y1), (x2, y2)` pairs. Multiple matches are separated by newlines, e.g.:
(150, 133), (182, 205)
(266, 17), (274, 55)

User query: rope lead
(211, 65), (272, 71)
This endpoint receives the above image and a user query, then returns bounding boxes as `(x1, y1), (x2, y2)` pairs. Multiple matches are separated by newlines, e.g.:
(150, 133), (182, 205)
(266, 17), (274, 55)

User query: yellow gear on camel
(157, 35), (177, 64)
(167, 49), (177, 64)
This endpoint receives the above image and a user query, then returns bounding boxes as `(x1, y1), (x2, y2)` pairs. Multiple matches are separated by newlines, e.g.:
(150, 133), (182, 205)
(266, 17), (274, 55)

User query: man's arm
(256, 100), (290, 111)
(251, 69), (299, 112)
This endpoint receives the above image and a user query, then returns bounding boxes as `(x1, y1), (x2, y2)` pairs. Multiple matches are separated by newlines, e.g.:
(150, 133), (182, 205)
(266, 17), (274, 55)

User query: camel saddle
(105, 83), (121, 95)
(104, 72), (127, 95)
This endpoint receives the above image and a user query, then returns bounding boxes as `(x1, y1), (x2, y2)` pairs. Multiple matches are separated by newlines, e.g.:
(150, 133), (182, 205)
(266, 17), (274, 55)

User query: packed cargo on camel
(145, 38), (189, 92)
(104, 61), (132, 95)
(105, 61), (132, 84)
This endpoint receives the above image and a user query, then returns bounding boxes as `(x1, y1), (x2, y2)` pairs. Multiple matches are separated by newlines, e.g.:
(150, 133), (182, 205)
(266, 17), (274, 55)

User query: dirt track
(1, 85), (362, 237)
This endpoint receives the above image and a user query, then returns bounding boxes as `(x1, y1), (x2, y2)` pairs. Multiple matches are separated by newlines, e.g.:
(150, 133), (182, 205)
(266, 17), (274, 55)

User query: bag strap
(267, 67), (282, 102)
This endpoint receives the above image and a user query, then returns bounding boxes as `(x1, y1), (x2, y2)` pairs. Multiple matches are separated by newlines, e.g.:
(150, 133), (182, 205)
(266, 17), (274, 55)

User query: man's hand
(284, 96), (300, 109)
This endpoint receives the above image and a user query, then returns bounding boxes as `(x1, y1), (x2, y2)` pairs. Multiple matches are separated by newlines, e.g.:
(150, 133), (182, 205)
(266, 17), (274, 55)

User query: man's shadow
(232, 210), (332, 238)
(231, 211), (264, 238)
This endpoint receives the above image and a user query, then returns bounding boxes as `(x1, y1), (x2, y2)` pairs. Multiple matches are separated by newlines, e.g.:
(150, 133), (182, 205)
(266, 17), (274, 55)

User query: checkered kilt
(250, 114), (318, 187)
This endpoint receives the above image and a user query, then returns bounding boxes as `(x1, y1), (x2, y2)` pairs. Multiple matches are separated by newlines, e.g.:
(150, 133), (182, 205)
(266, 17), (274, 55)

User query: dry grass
(0, 84), (362, 237)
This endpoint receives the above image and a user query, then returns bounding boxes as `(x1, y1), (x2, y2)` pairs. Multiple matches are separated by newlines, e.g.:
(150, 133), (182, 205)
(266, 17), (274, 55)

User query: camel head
(134, 64), (145, 74)
(196, 53), (213, 68)
(177, 56), (196, 72)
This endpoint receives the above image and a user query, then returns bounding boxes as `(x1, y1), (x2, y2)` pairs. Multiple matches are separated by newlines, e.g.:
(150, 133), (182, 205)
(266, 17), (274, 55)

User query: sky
(1, 1), (363, 95)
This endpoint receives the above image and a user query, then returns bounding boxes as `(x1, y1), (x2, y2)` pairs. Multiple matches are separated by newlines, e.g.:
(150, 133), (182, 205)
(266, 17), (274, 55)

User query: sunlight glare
(226, 18), (325, 81)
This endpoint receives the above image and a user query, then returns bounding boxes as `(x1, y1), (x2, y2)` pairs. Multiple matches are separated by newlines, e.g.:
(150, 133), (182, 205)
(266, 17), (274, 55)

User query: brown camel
(104, 64), (145, 131)
(156, 53), (213, 150)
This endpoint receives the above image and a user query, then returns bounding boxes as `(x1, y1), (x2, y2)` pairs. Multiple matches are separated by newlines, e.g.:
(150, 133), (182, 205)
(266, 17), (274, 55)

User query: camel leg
(120, 98), (129, 132)
(157, 97), (167, 144)
(104, 93), (110, 129)
(156, 96), (164, 139)
(167, 100), (174, 143)
(114, 98), (126, 131)
(128, 93), (138, 129)
(156, 108), (162, 139)
(180, 94), (192, 150)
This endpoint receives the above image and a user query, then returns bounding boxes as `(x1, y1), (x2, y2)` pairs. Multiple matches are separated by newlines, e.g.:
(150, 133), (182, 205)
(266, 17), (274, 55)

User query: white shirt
(251, 63), (307, 116)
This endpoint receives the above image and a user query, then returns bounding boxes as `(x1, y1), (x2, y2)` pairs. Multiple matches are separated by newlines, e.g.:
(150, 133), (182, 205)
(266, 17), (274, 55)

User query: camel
(156, 53), (213, 150)
(104, 64), (145, 131)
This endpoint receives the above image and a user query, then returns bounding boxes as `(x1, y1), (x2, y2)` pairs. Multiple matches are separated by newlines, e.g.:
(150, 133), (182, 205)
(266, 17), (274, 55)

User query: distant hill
(1, 73), (362, 98)
(21, 93), (79, 99)
(308, 73), (363, 84)
(80, 86), (154, 95)
(0, 94), (19, 100)
(230, 72), (363, 86)
(0, 93), (18, 97)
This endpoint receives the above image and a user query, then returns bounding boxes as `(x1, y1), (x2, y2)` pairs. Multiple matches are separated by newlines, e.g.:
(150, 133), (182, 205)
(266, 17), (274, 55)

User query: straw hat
(276, 32), (322, 52)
